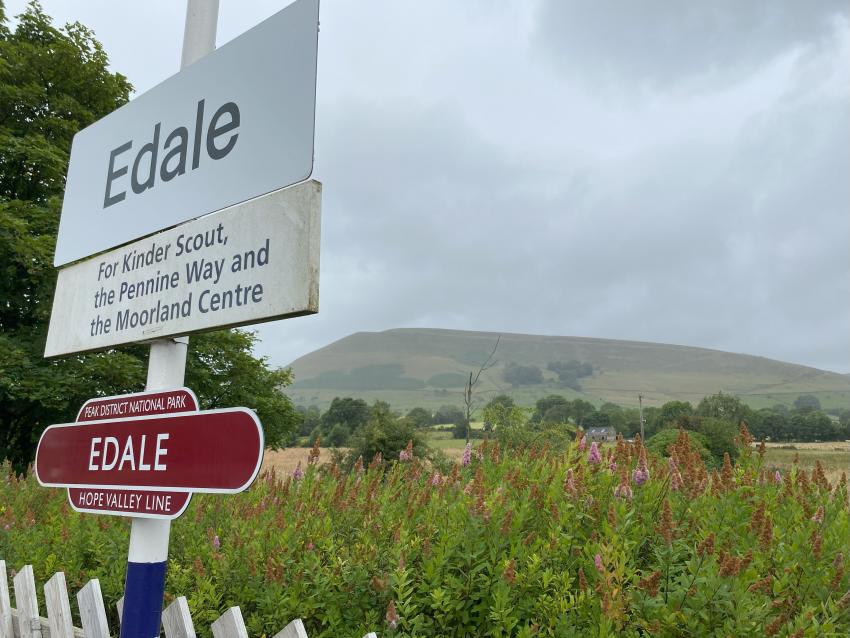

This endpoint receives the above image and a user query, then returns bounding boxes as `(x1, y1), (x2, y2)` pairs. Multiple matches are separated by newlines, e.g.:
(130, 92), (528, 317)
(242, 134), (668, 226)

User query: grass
(424, 432), (469, 449)
(761, 442), (849, 484)
(266, 437), (849, 485)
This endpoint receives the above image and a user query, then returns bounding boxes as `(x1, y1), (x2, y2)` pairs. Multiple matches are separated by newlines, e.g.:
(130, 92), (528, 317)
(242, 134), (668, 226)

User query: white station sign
(53, 0), (319, 267)
(45, 181), (320, 357)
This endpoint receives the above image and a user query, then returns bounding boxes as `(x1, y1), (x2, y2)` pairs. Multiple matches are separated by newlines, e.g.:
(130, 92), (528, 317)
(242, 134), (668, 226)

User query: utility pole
(638, 394), (644, 442)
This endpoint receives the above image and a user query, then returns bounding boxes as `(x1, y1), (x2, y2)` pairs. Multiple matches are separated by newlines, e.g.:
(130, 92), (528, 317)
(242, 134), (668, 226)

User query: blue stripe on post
(120, 561), (167, 638)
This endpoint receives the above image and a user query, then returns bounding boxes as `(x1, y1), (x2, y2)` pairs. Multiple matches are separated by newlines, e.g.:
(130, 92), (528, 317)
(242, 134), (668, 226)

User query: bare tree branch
(463, 336), (500, 442)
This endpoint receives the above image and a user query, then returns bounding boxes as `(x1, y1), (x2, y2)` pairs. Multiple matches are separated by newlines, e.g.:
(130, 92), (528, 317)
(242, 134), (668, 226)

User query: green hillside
(285, 328), (850, 412)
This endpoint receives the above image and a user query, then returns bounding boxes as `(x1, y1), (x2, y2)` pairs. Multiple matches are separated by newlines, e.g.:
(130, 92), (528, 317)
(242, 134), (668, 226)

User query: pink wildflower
(306, 541), (315, 551)
(594, 553), (604, 573)
(212, 535), (220, 551)
(774, 470), (782, 484)
(588, 442), (602, 465)
(668, 457), (683, 492)
(386, 600), (399, 629)
(608, 459), (618, 472)
(632, 467), (649, 487)
(614, 482), (633, 500)
(431, 471), (442, 486)
(292, 461), (304, 480)
(632, 446), (650, 486)
(578, 434), (587, 452)
(812, 506), (825, 524)
(399, 440), (414, 462)
(564, 468), (577, 495)
(461, 442), (472, 467)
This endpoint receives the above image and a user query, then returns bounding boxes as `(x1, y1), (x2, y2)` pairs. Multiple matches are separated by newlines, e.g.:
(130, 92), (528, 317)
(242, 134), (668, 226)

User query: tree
(750, 409), (790, 442)
(483, 402), (528, 438)
(696, 393), (750, 425)
(570, 399), (595, 428)
(0, 4), (299, 469)
(542, 404), (572, 425)
(546, 360), (593, 390)
(583, 411), (610, 429)
(502, 363), (543, 386)
(532, 395), (569, 423)
(344, 404), (428, 471)
(321, 397), (370, 433)
(658, 401), (693, 428)
(691, 417), (738, 464)
(837, 410), (850, 440)
(793, 394), (822, 413)
(433, 404), (465, 425)
(296, 405), (321, 437)
(405, 407), (433, 428)
(599, 402), (625, 432)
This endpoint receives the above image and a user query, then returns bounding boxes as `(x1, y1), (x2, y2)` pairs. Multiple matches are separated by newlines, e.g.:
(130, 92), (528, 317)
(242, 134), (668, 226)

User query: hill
(285, 328), (850, 412)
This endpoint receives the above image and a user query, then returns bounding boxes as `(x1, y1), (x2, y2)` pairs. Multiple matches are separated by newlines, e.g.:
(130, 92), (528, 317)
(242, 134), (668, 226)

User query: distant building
(586, 426), (616, 442)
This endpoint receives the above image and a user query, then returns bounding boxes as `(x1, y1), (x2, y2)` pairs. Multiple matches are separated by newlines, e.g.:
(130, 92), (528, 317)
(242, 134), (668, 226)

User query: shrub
(432, 405), (465, 425)
(326, 423), (350, 447)
(502, 363), (544, 386)
(646, 428), (712, 465)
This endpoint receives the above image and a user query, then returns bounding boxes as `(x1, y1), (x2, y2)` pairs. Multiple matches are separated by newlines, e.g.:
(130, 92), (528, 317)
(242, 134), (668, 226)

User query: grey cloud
(534, 0), (848, 90)
(5, 0), (848, 373)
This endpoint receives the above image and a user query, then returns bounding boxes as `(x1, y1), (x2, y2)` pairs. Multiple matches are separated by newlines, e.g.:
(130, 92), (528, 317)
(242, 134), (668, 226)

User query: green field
(285, 328), (850, 412)
(761, 443), (849, 482)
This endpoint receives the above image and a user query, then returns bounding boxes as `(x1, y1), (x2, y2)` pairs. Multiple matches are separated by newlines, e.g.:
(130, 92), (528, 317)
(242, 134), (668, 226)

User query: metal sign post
(120, 3), (217, 637)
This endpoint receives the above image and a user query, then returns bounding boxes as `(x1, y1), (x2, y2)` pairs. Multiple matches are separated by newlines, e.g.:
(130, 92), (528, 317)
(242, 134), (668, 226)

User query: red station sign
(35, 388), (264, 519)
(69, 389), (199, 519)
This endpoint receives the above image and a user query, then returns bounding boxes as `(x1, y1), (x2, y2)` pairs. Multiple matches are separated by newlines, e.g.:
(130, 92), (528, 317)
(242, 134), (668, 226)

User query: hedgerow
(2, 428), (850, 637)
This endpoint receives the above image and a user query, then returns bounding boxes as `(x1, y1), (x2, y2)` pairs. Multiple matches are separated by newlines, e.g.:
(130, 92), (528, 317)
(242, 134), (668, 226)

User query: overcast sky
(7, 0), (850, 373)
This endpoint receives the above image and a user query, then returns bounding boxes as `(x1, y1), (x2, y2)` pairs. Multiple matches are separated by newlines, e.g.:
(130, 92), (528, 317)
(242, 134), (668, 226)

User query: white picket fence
(0, 561), (377, 638)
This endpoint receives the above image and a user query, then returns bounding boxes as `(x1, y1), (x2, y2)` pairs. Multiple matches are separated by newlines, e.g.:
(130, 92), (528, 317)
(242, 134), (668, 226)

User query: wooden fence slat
(43, 574), (73, 638)
(210, 608), (248, 638)
(12, 566), (40, 638)
(114, 598), (123, 626)
(76, 580), (110, 638)
(162, 597), (195, 638)
(271, 618), (307, 638)
(0, 562), (13, 638)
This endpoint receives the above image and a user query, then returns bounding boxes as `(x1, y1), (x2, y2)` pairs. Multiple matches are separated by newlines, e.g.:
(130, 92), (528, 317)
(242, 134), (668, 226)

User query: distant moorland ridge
(285, 328), (850, 412)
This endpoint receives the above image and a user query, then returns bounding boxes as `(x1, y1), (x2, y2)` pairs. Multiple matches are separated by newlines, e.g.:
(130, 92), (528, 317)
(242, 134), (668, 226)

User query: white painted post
(210, 608), (248, 638)
(120, 7), (219, 637)
(0, 561), (13, 638)
(12, 566), (40, 638)
(43, 573), (74, 638)
(77, 580), (111, 638)
(181, 0), (219, 68)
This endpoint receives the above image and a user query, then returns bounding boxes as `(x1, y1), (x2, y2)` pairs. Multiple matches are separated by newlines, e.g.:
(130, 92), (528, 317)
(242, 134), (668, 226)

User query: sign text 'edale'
(104, 99), (240, 209)
(36, 408), (264, 493)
